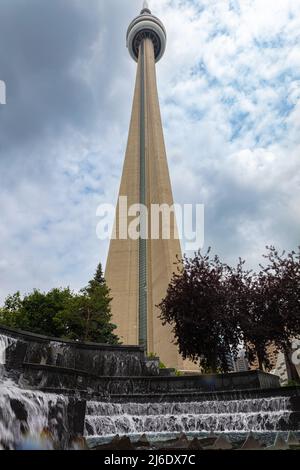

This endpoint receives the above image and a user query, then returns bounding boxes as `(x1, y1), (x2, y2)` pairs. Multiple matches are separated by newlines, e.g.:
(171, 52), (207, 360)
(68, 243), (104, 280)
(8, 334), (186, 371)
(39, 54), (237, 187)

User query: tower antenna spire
(141, 0), (151, 13)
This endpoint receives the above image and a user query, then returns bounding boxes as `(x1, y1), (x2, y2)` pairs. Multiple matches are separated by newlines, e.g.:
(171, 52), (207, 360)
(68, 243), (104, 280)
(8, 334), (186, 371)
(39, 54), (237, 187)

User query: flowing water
(0, 379), (69, 449)
(0, 334), (70, 449)
(0, 335), (16, 366)
(84, 398), (292, 437)
(0, 332), (298, 449)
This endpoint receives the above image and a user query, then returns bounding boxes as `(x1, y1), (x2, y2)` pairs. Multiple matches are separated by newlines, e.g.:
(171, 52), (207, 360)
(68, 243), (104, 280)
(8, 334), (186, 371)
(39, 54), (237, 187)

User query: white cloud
(0, 0), (299, 301)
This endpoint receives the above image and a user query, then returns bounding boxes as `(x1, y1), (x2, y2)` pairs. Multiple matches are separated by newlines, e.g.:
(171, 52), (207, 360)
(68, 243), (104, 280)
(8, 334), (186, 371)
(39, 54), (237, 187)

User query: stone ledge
(0, 324), (144, 352)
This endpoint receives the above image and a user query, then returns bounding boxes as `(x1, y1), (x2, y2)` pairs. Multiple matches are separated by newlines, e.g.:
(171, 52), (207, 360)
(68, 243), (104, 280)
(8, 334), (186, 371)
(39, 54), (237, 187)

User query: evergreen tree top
(93, 263), (105, 285)
(86, 263), (107, 293)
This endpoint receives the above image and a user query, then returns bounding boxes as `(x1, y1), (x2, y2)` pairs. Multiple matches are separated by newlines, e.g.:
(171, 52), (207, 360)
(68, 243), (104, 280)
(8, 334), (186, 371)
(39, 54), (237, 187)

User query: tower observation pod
(126, 1), (167, 63)
(105, 2), (197, 371)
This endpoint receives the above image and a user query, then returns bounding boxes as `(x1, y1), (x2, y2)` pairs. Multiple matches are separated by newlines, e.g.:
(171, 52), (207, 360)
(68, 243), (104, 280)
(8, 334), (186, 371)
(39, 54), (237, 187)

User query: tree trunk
(257, 353), (264, 371)
(208, 351), (218, 374)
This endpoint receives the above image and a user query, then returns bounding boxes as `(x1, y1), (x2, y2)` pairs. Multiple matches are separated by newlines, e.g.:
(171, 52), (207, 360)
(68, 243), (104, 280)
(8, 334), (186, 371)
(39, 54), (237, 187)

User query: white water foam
(0, 332), (295, 448)
(84, 398), (292, 437)
(0, 334), (16, 365)
(0, 334), (69, 449)
(0, 377), (69, 449)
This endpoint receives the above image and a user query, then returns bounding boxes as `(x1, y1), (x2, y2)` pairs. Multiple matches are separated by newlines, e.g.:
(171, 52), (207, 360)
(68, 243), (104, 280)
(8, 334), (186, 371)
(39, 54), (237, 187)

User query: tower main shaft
(105, 4), (184, 368)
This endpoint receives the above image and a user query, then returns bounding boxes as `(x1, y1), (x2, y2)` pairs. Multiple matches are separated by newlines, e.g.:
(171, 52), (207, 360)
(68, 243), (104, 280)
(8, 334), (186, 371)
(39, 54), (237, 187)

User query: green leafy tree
(0, 289), (72, 337)
(0, 292), (23, 328)
(0, 263), (119, 345)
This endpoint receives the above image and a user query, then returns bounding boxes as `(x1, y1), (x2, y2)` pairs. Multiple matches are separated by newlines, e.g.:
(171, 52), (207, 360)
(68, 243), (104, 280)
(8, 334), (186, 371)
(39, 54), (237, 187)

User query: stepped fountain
(0, 325), (299, 450)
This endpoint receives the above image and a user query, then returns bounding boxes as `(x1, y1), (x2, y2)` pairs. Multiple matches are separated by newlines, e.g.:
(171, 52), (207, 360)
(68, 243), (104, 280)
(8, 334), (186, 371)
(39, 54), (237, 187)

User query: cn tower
(105, 2), (194, 370)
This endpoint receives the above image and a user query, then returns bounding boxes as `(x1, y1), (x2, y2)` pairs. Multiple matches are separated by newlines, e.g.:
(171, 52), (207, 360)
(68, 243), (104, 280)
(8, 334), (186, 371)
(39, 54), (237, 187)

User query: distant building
(249, 341), (300, 385)
(227, 349), (249, 373)
(249, 343), (278, 372)
(234, 349), (250, 372)
(270, 351), (288, 384)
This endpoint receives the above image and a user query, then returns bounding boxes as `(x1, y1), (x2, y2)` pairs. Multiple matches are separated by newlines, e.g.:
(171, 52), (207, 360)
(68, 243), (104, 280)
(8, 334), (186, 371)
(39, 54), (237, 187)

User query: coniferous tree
(55, 263), (119, 344)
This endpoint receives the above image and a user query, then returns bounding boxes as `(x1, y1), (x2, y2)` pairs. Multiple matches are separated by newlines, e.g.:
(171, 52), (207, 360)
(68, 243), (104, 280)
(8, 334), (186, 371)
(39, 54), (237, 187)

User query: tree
(159, 249), (242, 373)
(236, 268), (275, 371)
(158, 246), (300, 380)
(0, 263), (119, 345)
(0, 289), (73, 337)
(88, 263), (106, 291)
(54, 263), (119, 344)
(0, 292), (23, 328)
(260, 246), (300, 381)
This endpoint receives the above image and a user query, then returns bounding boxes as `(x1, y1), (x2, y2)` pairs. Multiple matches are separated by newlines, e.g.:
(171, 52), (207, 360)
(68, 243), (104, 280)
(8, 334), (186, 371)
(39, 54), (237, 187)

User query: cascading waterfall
(0, 331), (298, 449)
(84, 398), (292, 437)
(0, 334), (16, 366)
(49, 341), (71, 366)
(0, 334), (69, 449)
(0, 335), (17, 382)
(0, 379), (69, 449)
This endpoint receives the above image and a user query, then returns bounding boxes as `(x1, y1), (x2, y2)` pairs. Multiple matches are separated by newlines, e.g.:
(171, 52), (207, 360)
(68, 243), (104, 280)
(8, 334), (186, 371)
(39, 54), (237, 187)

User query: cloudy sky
(0, 0), (299, 301)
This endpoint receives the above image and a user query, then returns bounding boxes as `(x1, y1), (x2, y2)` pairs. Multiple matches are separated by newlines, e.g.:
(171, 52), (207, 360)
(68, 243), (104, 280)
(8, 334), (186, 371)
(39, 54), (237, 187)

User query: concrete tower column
(105, 3), (195, 370)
